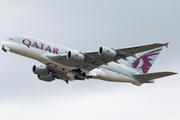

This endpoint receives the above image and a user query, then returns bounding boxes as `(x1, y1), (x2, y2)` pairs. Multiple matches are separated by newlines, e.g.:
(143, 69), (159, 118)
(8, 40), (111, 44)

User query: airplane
(1, 36), (177, 86)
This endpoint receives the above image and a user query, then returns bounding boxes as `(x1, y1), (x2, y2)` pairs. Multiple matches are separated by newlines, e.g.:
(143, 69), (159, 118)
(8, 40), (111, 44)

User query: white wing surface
(47, 43), (166, 71)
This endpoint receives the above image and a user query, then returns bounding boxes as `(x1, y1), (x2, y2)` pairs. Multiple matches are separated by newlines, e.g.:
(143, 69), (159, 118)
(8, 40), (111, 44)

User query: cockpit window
(8, 38), (13, 40)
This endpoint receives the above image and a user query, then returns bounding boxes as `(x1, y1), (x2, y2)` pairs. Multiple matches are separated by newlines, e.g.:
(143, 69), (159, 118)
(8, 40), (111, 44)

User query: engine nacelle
(38, 74), (54, 82)
(33, 65), (49, 76)
(67, 51), (85, 62)
(99, 46), (116, 58)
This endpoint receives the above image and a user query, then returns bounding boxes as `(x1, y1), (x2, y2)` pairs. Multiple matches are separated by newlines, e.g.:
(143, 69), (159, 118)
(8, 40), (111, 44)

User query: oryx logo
(132, 49), (162, 73)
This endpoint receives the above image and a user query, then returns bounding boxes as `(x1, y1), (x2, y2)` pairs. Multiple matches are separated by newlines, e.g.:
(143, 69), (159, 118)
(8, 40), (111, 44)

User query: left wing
(47, 65), (71, 80)
(47, 43), (166, 71)
(37, 65), (71, 82)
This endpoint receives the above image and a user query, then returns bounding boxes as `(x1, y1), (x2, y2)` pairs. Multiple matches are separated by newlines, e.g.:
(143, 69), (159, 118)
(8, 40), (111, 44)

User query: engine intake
(99, 46), (116, 58)
(67, 51), (85, 62)
(33, 65), (49, 76)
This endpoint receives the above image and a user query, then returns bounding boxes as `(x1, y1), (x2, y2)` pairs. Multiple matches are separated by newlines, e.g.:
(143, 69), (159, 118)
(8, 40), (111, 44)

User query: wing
(86, 43), (166, 63)
(47, 43), (166, 71)
(46, 65), (71, 80)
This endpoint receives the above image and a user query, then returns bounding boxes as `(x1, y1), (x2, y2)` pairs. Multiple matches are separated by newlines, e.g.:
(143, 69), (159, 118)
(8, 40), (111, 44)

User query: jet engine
(33, 65), (49, 76)
(67, 51), (85, 62)
(98, 46), (116, 58)
(38, 74), (54, 82)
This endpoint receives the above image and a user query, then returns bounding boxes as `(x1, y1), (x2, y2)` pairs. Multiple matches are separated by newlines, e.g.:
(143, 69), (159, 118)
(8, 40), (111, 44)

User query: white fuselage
(1, 36), (141, 84)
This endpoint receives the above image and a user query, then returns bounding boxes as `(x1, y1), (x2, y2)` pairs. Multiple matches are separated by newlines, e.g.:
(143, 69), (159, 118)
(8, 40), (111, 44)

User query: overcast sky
(0, 1), (180, 120)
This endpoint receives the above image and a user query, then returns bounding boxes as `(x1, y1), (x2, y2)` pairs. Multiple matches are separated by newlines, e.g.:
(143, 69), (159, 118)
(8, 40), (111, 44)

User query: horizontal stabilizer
(133, 72), (177, 80)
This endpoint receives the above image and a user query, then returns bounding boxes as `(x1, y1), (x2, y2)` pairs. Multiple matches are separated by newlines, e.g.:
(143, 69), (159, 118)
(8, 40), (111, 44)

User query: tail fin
(126, 43), (169, 73)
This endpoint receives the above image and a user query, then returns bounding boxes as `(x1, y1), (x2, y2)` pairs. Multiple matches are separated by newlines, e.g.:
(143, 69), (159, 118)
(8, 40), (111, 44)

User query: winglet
(164, 42), (169, 48)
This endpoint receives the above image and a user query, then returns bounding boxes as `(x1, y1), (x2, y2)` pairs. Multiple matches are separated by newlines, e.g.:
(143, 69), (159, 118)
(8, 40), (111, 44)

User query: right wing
(47, 43), (166, 71)
(41, 43), (168, 82)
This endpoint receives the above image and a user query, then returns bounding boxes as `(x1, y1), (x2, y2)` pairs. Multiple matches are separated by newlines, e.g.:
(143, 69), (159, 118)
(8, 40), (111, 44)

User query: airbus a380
(1, 36), (177, 86)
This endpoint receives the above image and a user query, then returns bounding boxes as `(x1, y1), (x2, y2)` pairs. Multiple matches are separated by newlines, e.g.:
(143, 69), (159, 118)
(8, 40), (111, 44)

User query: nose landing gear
(2, 46), (7, 52)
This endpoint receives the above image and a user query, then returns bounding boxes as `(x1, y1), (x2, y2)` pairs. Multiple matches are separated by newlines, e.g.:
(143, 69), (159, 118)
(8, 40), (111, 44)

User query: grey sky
(0, 1), (180, 120)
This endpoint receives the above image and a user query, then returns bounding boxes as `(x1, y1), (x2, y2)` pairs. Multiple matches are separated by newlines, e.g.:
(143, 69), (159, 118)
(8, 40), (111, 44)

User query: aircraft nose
(1, 41), (5, 46)
(1, 41), (7, 46)
(1, 41), (10, 52)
